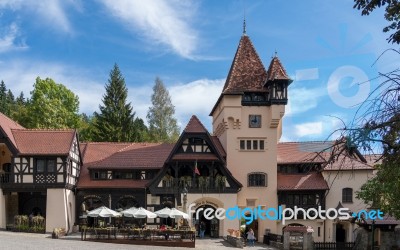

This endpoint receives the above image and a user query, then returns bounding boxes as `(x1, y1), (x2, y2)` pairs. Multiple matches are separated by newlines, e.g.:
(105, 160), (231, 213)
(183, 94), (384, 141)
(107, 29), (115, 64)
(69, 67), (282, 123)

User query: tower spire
(243, 12), (246, 35)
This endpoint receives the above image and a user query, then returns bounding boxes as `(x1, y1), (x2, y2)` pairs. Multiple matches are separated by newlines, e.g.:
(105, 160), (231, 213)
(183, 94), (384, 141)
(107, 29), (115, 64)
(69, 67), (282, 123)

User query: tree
(354, 0), (400, 44)
(93, 64), (137, 142)
(147, 77), (180, 142)
(0, 80), (11, 116)
(10, 91), (29, 126)
(24, 77), (80, 128)
(133, 117), (149, 142)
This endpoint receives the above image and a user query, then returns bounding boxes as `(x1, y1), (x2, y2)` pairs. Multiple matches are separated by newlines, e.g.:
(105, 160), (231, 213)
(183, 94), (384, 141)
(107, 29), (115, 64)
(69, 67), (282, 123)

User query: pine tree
(0, 80), (10, 116)
(147, 77), (180, 142)
(93, 64), (137, 142)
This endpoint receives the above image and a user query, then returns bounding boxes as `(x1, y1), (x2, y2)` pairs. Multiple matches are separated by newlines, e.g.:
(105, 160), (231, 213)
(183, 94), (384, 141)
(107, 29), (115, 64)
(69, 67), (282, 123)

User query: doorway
(195, 205), (219, 238)
(336, 224), (346, 242)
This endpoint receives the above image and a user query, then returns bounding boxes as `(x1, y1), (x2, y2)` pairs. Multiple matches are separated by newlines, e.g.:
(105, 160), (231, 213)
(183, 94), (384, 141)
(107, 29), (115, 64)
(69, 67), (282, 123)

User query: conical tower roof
(266, 56), (291, 83)
(222, 35), (268, 94)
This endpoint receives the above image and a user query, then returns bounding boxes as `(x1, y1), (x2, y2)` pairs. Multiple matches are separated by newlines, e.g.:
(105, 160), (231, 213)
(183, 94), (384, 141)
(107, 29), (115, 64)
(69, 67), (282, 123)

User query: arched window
(248, 172), (267, 187)
(342, 188), (353, 203)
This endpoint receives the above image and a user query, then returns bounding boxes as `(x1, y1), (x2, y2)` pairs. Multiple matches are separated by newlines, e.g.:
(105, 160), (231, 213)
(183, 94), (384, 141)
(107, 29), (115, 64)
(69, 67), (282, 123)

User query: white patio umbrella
(154, 207), (172, 218)
(120, 207), (139, 217)
(87, 206), (121, 218)
(169, 208), (189, 219)
(132, 207), (157, 219)
(154, 207), (189, 219)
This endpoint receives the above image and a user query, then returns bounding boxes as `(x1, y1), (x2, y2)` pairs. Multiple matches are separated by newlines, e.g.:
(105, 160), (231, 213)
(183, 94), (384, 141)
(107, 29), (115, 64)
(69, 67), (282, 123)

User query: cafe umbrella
(87, 206), (121, 218)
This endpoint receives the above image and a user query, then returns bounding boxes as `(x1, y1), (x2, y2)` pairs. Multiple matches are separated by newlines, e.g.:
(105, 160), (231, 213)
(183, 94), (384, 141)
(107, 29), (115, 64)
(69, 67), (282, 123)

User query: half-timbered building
(0, 113), (82, 232)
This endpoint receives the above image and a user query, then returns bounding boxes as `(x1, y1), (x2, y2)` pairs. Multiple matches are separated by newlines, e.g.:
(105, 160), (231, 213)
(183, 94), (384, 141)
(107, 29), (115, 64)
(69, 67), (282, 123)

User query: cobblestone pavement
(0, 231), (279, 250)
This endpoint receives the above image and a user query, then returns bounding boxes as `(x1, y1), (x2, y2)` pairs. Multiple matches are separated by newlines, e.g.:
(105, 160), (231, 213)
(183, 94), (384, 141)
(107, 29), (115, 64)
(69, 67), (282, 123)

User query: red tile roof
(184, 115), (208, 133)
(278, 172), (329, 191)
(77, 164), (150, 189)
(80, 142), (132, 165)
(87, 143), (174, 169)
(77, 142), (174, 189)
(0, 112), (24, 149)
(266, 56), (291, 82)
(211, 136), (226, 158)
(222, 35), (268, 94)
(324, 156), (373, 171)
(277, 141), (329, 164)
(11, 129), (75, 155)
(277, 141), (374, 170)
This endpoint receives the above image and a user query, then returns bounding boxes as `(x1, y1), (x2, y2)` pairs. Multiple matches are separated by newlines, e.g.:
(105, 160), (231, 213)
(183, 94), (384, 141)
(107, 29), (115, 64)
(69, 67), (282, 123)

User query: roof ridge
(11, 128), (75, 132)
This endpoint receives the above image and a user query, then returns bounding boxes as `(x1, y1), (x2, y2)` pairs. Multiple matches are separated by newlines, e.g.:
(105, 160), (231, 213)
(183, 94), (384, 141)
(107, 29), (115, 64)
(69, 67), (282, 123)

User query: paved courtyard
(0, 231), (279, 250)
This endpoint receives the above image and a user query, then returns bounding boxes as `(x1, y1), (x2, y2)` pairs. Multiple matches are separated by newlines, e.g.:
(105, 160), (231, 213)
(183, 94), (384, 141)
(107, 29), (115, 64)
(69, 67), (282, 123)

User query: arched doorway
(80, 197), (104, 227)
(195, 205), (220, 238)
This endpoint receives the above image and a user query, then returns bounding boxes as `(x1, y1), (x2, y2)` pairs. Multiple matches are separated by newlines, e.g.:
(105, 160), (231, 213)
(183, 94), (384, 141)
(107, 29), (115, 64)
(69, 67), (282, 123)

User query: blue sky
(0, 0), (398, 142)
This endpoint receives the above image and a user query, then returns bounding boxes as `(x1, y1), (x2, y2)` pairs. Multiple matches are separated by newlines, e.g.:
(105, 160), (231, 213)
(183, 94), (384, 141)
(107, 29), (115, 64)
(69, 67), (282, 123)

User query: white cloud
(295, 122), (323, 137)
(99, 0), (198, 59)
(0, 60), (103, 114)
(0, 23), (27, 53)
(0, 0), (78, 34)
(286, 86), (326, 116)
(170, 79), (224, 128)
(281, 115), (345, 142)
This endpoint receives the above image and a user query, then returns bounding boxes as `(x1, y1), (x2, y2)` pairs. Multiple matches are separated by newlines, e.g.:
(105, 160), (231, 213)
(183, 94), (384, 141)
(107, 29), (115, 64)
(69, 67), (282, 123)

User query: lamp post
(182, 185), (188, 213)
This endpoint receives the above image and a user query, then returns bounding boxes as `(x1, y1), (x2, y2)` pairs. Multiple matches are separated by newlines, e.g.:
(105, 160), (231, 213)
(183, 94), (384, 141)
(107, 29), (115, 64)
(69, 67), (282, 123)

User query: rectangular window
(342, 188), (353, 203)
(47, 159), (56, 172)
(36, 159), (46, 173)
(246, 140), (252, 150)
(259, 140), (264, 150)
(248, 173), (266, 187)
(253, 140), (258, 150)
(240, 140), (245, 150)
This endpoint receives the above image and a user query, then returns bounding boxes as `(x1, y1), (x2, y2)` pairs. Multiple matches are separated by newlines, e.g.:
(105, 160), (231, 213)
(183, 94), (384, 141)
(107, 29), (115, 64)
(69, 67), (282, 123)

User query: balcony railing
(161, 176), (227, 192)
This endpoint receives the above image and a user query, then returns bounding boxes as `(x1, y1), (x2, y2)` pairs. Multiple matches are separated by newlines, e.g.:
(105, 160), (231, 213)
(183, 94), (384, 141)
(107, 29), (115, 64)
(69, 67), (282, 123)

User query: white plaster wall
(185, 193), (238, 238)
(0, 188), (6, 229)
(46, 189), (75, 233)
(323, 169), (374, 241)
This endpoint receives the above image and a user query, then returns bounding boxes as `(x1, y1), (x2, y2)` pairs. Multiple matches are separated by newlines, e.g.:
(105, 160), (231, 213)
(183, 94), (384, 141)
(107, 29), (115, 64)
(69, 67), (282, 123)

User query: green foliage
(357, 162), (400, 218)
(93, 64), (140, 142)
(147, 77), (180, 142)
(23, 77), (80, 129)
(0, 80), (12, 116)
(78, 113), (97, 141)
(354, 0), (400, 44)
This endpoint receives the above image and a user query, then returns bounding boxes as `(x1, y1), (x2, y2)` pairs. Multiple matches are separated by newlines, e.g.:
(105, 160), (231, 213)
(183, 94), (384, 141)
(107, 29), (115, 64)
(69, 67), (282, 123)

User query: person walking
(246, 228), (256, 247)
(199, 221), (206, 239)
